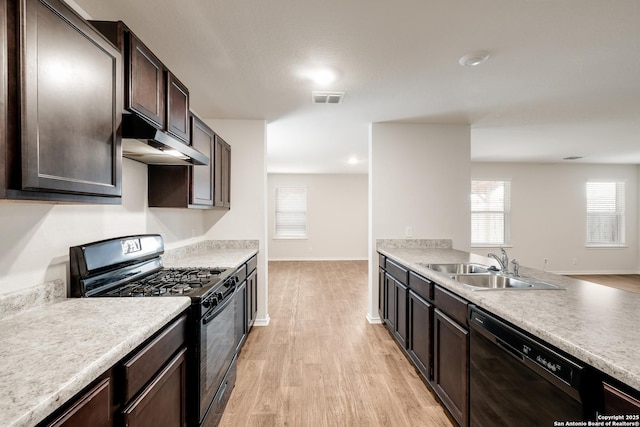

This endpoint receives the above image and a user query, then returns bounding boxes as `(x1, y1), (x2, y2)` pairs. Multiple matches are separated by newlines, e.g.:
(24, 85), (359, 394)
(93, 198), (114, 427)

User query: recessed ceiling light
(347, 156), (358, 165)
(459, 51), (490, 67)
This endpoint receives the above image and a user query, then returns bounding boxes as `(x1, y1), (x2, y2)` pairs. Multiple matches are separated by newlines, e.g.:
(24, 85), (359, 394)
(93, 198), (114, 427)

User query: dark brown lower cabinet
(393, 278), (408, 347)
(246, 267), (258, 331)
(39, 313), (188, 427)
(46, 375), (112, 427)
(378, 267), (385, 319)
(122, 348), (187, 427)
(603, 381), (640, 415)
(408, 290), (433, 380)
(434, 308), (469, 427)
(383, 273), (395, 329)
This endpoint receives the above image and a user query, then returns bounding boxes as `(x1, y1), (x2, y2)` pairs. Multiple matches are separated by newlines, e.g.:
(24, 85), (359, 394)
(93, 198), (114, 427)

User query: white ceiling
(72, 0), (640, 174)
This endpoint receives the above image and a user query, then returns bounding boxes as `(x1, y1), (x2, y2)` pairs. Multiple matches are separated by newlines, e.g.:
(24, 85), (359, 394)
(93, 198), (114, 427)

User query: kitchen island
(0, 240), (257, 427)
(377, 242), (640, 426)
(377, 245), (640, 391)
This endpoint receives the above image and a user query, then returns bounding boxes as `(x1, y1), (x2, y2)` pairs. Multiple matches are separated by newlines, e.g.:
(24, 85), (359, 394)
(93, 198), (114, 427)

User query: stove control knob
(202, 297), (216, 308)
(215, 292), (224, 301)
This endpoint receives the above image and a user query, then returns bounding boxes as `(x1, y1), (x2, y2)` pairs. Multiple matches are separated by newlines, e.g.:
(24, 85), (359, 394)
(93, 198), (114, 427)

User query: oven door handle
(203, 292), (234, 325)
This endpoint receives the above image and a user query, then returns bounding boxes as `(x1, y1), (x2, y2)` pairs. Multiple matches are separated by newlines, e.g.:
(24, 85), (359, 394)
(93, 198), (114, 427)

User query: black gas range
(69, 234), (240, 427)
(69, 234), (231, 299)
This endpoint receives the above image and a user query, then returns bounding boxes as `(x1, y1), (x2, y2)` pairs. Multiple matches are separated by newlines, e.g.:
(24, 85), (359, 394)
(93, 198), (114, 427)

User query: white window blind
(471, 180), (511, 246)
(586, 181), (625, 246)
(275, 187), (307, 238)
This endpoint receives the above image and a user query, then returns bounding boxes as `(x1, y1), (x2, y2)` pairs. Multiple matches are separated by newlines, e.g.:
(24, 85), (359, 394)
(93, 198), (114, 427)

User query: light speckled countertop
(0, 240), (259, 427)
(0, 297), (190, 427)
(377, 246), (640, 392)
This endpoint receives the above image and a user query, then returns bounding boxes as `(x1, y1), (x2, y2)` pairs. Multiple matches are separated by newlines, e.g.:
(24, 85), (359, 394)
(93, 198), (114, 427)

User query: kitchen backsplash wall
(0, 159), (207, 296)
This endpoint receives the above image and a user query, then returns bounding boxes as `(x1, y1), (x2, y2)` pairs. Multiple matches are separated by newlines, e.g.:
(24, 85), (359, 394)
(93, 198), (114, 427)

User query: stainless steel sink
(423, 263), (493, 274)
(451, 274), (562, 291)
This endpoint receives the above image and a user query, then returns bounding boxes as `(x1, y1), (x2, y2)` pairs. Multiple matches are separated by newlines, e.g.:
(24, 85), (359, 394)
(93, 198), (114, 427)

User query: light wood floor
(566, 274), (640, 293)
(220, 260), (454, 427)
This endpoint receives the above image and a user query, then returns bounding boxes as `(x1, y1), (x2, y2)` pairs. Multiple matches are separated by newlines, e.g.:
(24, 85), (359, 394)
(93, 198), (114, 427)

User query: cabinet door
(603, 382), (640, 415)
(167, 72), (189, 143)
(214, 135), (231, 208)
(246, 268), (257, 330)
(47, 377), (111, 427)
(383, 273), (395, 330)
(408, 290), (433, 381)
(222, 141), (231, 207)
(434, 308), (469, 427)
(393, 279), (408, 348)
(190, 115), (214, 206)
(1, 0), (5, 167)
(127, 32), (165, 128)
(122, 347), (187, 427)
(20, 0), (122, 197)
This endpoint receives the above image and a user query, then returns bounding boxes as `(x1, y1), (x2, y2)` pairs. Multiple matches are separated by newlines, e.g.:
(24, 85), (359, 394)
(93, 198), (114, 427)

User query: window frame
(470, 179), (512, 247)
(274, 186), (308, 240)
(585, 181), (626, 248)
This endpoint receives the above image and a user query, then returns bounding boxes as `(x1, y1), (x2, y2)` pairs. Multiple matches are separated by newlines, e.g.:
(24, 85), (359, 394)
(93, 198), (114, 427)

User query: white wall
(471, 163), (639, 274)
(0, 118), (268, 307)
(203, 119), (269, 324)
(369, 123), (471, 321)
(267, 173), (368, 261)
(0, 159), (206, 295)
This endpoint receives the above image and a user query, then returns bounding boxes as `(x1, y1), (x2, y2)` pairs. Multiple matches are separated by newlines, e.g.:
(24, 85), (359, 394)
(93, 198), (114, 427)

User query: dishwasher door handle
(496, 337), (525, 362)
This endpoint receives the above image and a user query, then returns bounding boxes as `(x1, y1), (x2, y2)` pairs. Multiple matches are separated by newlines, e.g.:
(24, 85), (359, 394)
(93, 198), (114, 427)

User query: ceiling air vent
(312, 91), (345, 104)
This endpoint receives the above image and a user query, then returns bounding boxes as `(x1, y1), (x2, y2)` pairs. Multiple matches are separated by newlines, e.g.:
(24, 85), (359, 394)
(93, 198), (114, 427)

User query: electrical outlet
(405, 226), (412, 237)
(572, 257), (578, 265)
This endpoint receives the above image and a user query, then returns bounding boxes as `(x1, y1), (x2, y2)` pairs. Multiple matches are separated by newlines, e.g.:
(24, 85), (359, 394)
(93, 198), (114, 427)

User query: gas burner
(169, 284), (193, 295)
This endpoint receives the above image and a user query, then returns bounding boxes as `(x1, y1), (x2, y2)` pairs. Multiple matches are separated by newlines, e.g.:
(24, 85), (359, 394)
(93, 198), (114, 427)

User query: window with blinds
(471, 180), (511, 246)
(275, 187), (307, 238)
(586, 181), (625, 246)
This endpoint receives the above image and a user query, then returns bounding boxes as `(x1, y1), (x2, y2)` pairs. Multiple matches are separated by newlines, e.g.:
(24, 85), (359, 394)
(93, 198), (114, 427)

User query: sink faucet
(487, 247), (510, 274)
(511, 259), (520, 277)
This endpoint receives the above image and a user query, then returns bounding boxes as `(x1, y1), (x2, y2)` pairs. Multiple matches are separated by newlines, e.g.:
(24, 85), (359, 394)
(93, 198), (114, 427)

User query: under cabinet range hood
(121, 114), (209, 165)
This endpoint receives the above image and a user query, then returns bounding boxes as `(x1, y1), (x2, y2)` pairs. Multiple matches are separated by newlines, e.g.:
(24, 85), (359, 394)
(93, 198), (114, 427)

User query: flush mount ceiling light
(459, 51), (490, 67)
(563, 156), (583, 160)
(310, 68), (337, 85)
(297, 66), (339, 86)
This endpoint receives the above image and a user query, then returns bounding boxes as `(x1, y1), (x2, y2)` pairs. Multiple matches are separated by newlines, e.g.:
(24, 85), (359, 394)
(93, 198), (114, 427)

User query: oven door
(198, 291), (236, 424)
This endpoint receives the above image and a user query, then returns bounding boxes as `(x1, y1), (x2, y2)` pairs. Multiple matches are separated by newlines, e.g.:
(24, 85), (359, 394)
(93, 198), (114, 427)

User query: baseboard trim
(253, 315), (270, 327)
(367, 313), (383, 324)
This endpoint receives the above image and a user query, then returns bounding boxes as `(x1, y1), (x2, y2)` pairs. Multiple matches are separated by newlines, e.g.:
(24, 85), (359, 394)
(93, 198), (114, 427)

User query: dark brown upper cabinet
(189, 114), (214, 206)
(214, 135), (231, 208)
(128, 32), (165, 129)
(1, 0), (123, 203)
(91, 21), (190, 145)
(167, 72), (190, 143)
(147, 113), (213, 208)
(147, 113), (231, 209)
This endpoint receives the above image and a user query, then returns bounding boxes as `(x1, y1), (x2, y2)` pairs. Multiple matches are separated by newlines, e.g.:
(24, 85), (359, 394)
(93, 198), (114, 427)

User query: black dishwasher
(469, 306), (595, 426)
